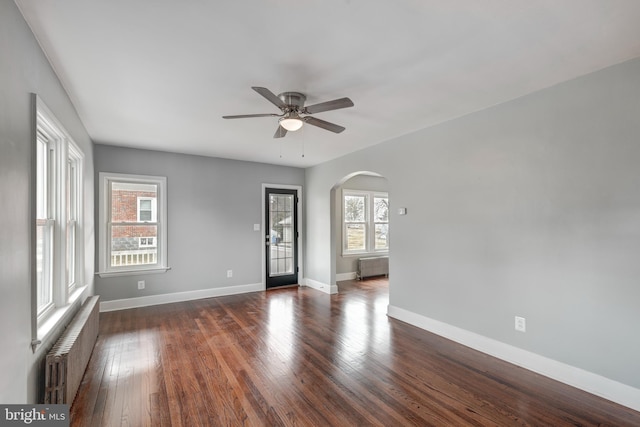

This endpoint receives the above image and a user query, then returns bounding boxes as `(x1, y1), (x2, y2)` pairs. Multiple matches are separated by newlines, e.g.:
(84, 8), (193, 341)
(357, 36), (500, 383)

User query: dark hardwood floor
(71, 278), (640, 426)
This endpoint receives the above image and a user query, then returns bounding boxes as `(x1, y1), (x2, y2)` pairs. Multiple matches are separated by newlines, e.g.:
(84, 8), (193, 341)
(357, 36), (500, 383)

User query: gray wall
(334, 175), (389, 275)
(305, 58), (640, 389)
(0, 1), (95, 403)
(94, 145), (304, 300)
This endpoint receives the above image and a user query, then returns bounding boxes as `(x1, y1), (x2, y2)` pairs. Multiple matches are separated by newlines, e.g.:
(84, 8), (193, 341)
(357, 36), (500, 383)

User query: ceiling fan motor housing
(278, 92), (306, 111)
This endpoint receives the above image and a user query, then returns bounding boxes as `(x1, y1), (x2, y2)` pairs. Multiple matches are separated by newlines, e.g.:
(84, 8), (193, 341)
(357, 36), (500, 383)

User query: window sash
(36, 219), (55, 317)
(99, 173), (167, 275)
(373, 196), (389, 251)
(36, 128), (55, 318)
(345, 222), (367, 252)
(66, 154), (80, 291)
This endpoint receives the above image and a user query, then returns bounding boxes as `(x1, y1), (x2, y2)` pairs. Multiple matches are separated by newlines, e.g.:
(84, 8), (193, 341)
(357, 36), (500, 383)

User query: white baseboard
(303, 277), (338, 294)
(100, 283), (263, 312)
(387, 305), (640, 412)
(336, 272), (357, 281)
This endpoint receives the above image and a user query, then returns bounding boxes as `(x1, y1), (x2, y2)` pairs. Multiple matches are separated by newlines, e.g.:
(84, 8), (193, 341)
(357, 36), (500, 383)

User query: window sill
(97, 266), (171, 278)
(33, 285), (88, 353)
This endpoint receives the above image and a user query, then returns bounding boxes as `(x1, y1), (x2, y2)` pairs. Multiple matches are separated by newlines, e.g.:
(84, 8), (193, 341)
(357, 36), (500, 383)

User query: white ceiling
(16, 0), (640, 168)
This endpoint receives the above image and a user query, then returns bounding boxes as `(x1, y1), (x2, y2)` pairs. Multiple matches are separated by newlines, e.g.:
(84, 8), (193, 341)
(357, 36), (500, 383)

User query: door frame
(262, 183), (303, 289)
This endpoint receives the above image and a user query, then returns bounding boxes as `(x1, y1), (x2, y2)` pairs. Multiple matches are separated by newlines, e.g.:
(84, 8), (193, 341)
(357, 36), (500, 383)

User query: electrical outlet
(253, 223), (260, 231)
(227, 270), (233, 278)
(515, 316), (526, 332)
(137, 280), (145, 290)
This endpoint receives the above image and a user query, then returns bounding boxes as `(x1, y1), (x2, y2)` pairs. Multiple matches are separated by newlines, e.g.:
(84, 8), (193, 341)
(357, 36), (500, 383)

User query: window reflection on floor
(337, 278), (391, 368)
(267, 293), (295, 362)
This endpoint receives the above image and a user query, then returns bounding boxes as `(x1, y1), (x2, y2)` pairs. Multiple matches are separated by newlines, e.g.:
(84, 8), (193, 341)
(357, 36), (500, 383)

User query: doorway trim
(262, 183), (303, 290)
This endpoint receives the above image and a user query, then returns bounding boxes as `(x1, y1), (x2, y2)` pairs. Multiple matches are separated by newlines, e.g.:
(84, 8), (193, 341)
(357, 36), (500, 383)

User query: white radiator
(357, 256), (389, 279)
(44, 295), (100, 405)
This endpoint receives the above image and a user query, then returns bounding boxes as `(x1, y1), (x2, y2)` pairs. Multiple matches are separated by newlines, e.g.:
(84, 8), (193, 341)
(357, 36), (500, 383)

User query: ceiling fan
(223, 87), (354, 138)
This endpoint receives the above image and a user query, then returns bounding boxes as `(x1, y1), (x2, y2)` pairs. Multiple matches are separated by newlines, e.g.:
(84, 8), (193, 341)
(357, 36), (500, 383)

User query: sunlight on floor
(267, 293), (295, 362)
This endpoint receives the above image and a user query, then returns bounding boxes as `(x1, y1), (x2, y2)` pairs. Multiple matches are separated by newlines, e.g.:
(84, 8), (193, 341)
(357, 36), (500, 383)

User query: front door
(265, 188), (299, 288)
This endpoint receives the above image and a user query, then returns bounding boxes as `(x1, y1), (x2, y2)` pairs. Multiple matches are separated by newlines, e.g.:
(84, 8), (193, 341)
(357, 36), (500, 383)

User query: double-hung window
(343, 190), (389, 254)
(35, 123), (56, 318)
(34, 97), (85, 328)
(66, 144), (83, 293)
(98, 173), (168, 276)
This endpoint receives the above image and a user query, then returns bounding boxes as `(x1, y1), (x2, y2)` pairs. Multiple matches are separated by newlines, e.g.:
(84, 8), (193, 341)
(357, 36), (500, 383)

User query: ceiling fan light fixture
(279, 114), (304, 131)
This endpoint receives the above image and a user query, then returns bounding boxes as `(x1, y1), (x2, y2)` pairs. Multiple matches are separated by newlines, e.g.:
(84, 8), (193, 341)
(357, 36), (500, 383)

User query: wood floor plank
(71, 279), (640, 426)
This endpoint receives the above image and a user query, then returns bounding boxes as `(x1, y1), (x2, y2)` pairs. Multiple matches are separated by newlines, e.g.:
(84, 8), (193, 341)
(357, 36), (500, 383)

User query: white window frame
(137, 196), (157, 222)
(372, 194), (390, 252)
(35, 118), (59, 320)
(33, 96), (85, 346)
(98, 172), (168, 277)
(66, 142), (84, 293)
(342, 189), (389, 256)
(343, 192), (368, 254)
(139, 237), (156, 247)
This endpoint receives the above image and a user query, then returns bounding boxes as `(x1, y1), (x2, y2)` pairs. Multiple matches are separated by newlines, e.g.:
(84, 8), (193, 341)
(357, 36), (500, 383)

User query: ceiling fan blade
(303, 116), (346, 133)
(273, 125), (287, 138)
(252, 87), (286, 110)
(304, 97), (354, 114)
(222, 113), (281, 119)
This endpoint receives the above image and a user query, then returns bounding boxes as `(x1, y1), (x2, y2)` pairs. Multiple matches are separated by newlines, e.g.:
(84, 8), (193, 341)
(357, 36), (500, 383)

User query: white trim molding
(100, 283), (263, 312)
(387, 305), (640, 412)
(303, 278), (338, 294)
(336, 272), (357, 281)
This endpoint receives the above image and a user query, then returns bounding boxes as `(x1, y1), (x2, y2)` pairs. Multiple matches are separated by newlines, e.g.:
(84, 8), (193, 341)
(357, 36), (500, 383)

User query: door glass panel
(269, 193), (294, 277)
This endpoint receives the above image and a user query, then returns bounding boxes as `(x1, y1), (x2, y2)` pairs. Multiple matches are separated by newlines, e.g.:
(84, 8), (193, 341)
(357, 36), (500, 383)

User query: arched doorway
(330, 171), (389, 292)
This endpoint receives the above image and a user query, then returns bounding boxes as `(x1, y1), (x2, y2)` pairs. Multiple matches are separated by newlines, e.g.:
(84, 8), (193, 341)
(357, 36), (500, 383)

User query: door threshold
(267, 284), (300, 291)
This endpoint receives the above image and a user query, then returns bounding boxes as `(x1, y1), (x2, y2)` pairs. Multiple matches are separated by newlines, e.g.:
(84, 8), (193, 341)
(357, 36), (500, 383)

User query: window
(343, 190), (389, 254)
(98, 173), (168, 276)
(139, 237), (155, 247)
(373, 195), (389, 251)
(344, 194), (367, 252)
(66, 143), (83, 292)
(35, 123), (56, 318)
(137, 197), (156, 222)
(34, 97), (84, 324)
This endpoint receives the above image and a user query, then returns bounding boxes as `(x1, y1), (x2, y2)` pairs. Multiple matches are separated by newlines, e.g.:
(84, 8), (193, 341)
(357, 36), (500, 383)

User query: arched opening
(329, 171), (389, 292)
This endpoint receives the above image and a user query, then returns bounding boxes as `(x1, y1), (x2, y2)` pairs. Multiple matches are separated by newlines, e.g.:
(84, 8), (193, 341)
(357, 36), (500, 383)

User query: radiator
(44, 295), (100, 405)
(357, 256), (389, 279)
